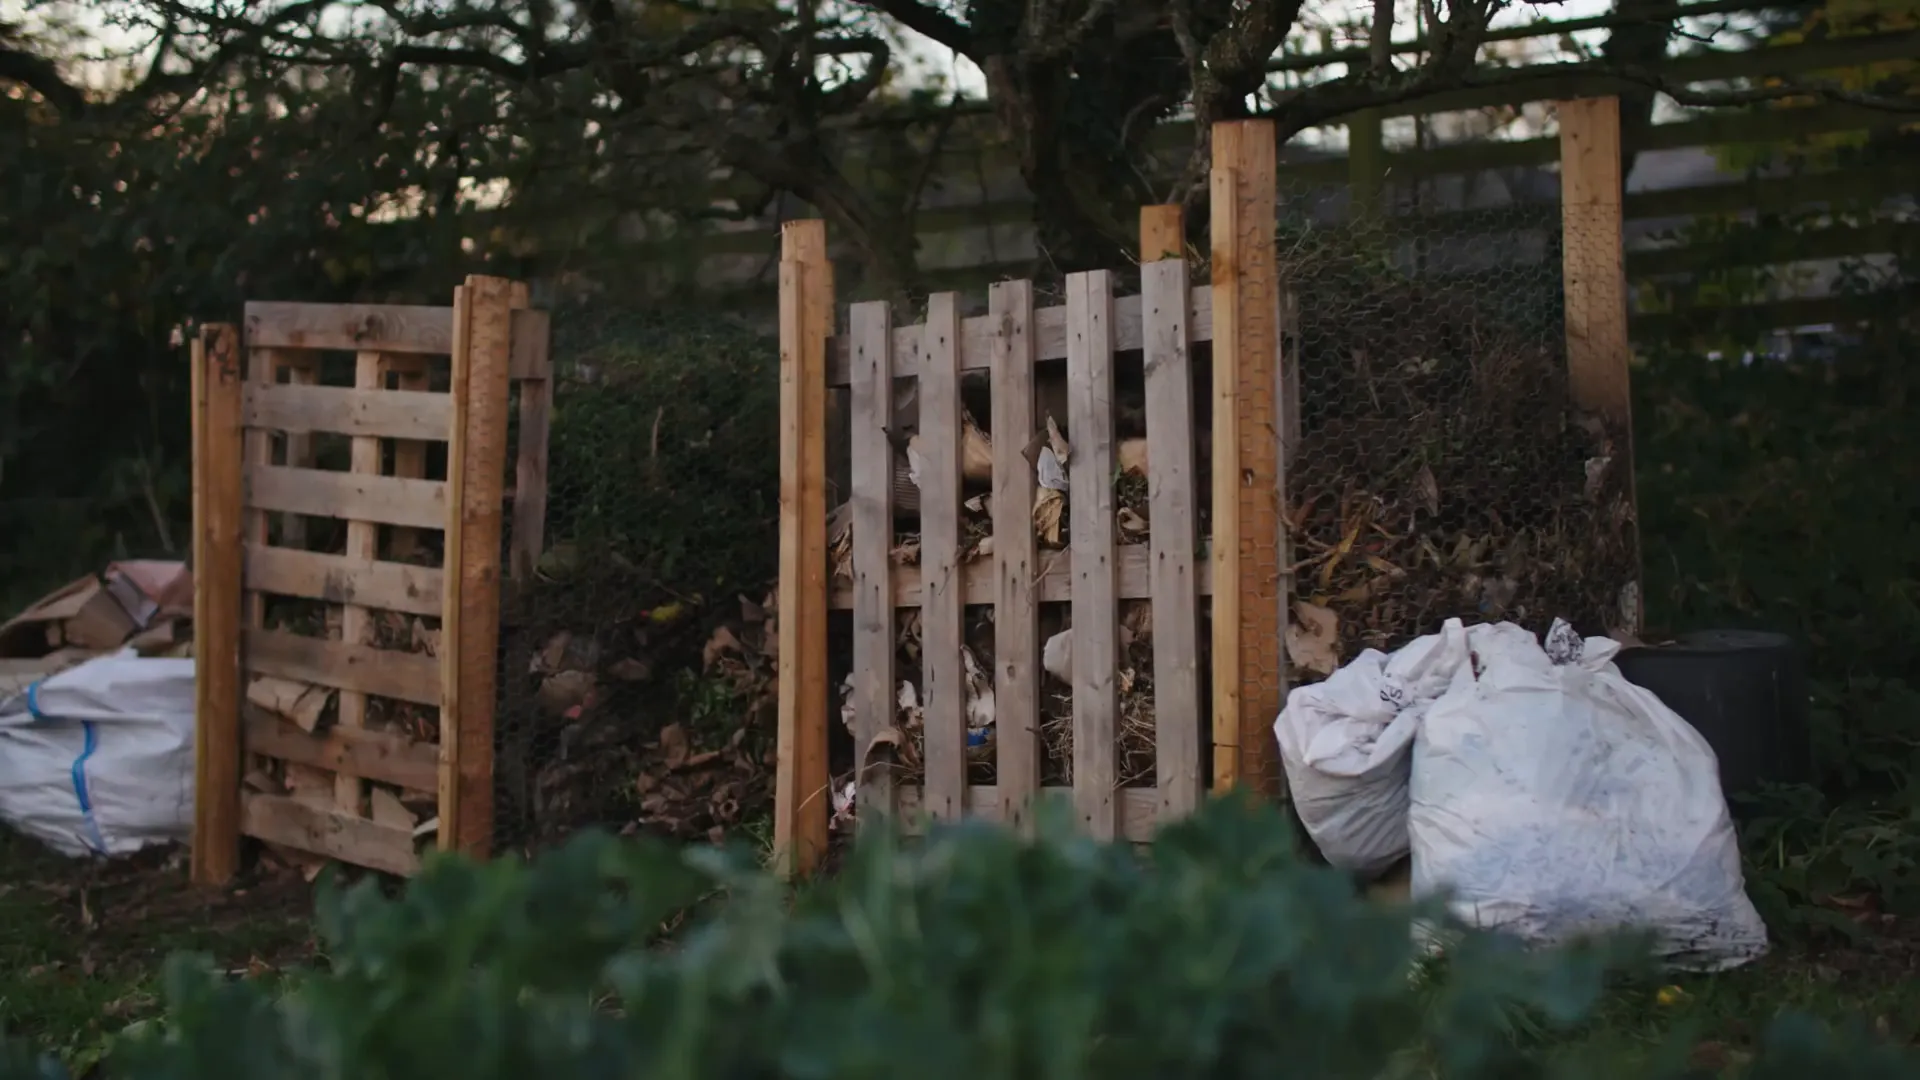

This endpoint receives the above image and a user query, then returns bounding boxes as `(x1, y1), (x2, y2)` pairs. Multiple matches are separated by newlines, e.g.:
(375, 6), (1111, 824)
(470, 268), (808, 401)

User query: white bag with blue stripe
(0, 650), (196, 857)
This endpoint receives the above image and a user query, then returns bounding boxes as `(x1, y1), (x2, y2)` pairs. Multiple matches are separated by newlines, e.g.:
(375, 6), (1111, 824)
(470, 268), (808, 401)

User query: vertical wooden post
(191, 324), (244, 886)
(775, 221), (833, 875)
(1067, 270), (1120, 840)
(848, 300), (897, 832)
(1140, 207), (1202, 820)
(1210, 120), (1284, 799)
(1558, 96), (1641, 629)
(920, 293), (967, 822)
(439, 275), (516, 857)
(334, 350), (389, 817)
(1140, 205), (1186, 264)
(509, 305), (553, 584)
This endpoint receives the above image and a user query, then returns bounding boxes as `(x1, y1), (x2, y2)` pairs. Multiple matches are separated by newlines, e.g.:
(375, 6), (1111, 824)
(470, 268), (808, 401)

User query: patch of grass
(0, 830), (316, 1070)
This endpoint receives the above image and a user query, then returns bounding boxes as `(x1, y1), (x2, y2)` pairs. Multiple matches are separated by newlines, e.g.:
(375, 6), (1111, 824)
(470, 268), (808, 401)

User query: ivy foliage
(2, 797), (1912, 1080)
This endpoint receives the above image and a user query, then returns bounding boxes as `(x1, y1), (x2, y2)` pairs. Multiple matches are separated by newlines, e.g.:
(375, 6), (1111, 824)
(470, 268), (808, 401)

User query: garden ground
(3, 825), (1917, 1075)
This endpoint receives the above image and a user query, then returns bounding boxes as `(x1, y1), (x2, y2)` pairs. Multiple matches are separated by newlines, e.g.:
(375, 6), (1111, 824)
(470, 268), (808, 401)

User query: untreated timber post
(439, 275), (516, 857)
(1209, 120), (1286, 799)
(1557, 96), (1642, 632)
(775, 221), (833, 876)
(191, 323), (244, 886)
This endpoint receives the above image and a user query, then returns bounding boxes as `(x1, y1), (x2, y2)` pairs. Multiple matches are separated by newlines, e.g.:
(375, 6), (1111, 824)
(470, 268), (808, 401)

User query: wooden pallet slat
(243, 381), (452, 441)
(244, 710), (440, 793)
(1141, 251), (1203, 819)
(245, 464), (447, 531)
(988, 279), (1042, 831)
(242, 792), (421, 877)
(849, 300), (897, 829)
(1067, 270), (1120, 841)
(246, 627), (441, 706)
(919, 292), (967, 823)
(191, 325), (245, 886)
(243, 544), (444, 618)
(826, 286), (1216, 387)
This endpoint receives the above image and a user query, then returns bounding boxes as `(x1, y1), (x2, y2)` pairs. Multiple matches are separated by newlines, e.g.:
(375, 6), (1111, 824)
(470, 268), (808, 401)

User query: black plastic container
(1613, 629), (1811, 810)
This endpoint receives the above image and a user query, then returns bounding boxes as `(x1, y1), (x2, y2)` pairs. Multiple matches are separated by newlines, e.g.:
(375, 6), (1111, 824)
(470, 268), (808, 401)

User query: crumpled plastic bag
(1409, 619), (1769, 971)
(1273, 620), (1469, 876)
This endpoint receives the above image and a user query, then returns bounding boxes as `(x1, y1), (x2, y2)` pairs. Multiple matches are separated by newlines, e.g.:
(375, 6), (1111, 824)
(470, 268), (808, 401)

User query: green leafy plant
(4, 797), (1914, 1080)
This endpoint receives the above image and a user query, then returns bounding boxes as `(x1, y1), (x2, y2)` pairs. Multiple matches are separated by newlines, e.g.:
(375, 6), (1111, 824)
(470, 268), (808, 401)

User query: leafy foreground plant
(6, 798), (1915, 1080)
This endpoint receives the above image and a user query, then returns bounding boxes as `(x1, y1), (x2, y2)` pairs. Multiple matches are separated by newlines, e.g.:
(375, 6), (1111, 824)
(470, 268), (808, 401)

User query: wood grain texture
(1208, 164), (1244, 792)
(333, 351), (387, 816)
(246, 628), (441, 706)
(245, 544), (443, 618)
(1067, 270), (1120, 841)
(1211, 119), (1285, 799)
(508, 308), (551, 380)
(989, 280), (1041, 831)
(919, 292), (967, 822)
(279, 358), (318, 549)
(245, 709), (439, 793)
(1140, 205), (1186, 264)
(191, 324), (245, 886)
(440, 276), (516, 856)
(827, 286), (1214, 386)
(849, 300), (898, 828)
(773, 221), (833, 877)
(1141, 258), (1203, 819)
(245, 301), (452, 355)
(245, 464), (447, 531)
(389, 365), (432, 559)
(241, 792), (421, 877)
(242, 350), (275, 630)
(242, 382), (451, 441)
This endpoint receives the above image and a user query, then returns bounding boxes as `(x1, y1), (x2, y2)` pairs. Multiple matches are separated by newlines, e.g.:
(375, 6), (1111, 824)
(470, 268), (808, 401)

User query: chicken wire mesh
(490, 305), (785, 857)
(1275, 187), (1640, 696)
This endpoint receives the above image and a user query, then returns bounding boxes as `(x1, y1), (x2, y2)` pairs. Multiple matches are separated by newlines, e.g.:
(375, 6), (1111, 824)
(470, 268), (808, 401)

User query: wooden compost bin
(190, 277), (553, 885)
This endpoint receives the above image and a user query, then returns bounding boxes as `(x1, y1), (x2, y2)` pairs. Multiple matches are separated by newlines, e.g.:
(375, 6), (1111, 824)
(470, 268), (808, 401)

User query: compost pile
(828, 236), (1636, 796)
(493, 559), (778, 853)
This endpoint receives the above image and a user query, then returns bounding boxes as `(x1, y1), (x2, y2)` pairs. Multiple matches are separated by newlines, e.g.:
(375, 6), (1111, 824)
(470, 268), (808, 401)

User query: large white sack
(1274, 619), (1470, 875)
(1409, 619), (1768, 971)
(0, 650), (196, 857)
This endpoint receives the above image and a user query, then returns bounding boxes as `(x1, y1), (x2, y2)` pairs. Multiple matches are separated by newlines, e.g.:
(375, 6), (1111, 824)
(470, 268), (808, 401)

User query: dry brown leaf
(659, 723), (691, 769)
(609, 657), (651, 682)
(1118, 437), (1149, 476)
(703, 626), (743, 669)
(1033, 488), (1065, 545)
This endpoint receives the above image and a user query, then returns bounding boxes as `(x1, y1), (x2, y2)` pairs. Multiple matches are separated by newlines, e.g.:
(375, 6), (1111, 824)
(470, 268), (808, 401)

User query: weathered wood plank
(896, 785), (1162, 844)
(389, 365), (432, 559)
(334, 351), (388, 816)
(830, 543), (1216, 609)
(191, 324), (245, 886)
(246, 628), (441, 707)
(1067, 270), (1120, 840)
(245, 544), (443, 618)
(244, 709), (439, 793)
(1141, 257), (1203, 819)
(241, 792), (421, 877)
(245, 301), (452, 356)
(246, 464), (447, 531)
(826, 285), (1214, 387)
(919, 292), (967, 823)
(508, 308), (551, 380)
(280, 359), (318, 548)
(243, 382), (451, 441)
(989, 280), (1041, 831)
(440, 276), (515, 856)
(850, 300), (898, 828)
(1140, 205), (1186, 263)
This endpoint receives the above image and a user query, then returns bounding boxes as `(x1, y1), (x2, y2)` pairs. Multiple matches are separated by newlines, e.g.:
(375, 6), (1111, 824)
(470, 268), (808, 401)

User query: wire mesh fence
(488, 184), (1639, 855)
(491, 306), (785, 857)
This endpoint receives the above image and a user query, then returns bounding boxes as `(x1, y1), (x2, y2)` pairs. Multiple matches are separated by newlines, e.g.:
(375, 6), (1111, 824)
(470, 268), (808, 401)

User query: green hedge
(5, 798), (1912, 1079)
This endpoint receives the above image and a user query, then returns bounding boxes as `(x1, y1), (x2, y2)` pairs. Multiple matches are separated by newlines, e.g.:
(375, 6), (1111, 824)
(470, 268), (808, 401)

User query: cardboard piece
(103, 561), (193, 628)
(0, 576), (138, 657)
